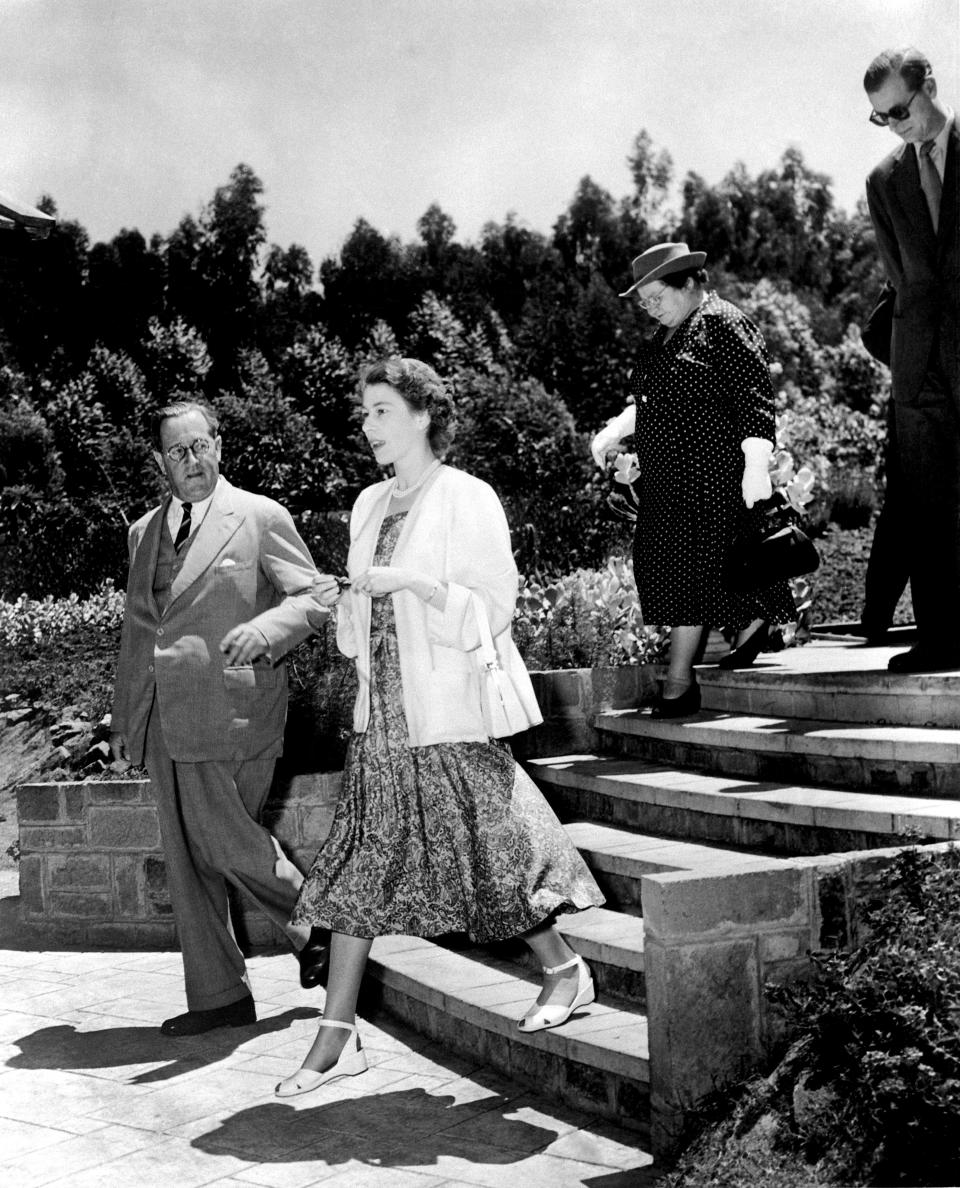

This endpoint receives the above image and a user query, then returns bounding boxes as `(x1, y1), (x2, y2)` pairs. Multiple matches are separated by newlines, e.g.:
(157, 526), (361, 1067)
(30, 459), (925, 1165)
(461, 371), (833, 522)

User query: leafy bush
(0, 580), (125, 647)
(769, 846), (960, 1186)
(811, 522), (913, 627)
(513, 558), (668, 669)
(283, 617), (357, 773)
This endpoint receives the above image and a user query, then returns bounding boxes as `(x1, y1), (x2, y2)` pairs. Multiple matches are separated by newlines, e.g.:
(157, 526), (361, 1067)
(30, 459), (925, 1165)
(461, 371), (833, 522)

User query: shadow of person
(6, 1007), (318, 1084)
(192, 1087), (560, 1169)
(581, 1168), (660, 1187)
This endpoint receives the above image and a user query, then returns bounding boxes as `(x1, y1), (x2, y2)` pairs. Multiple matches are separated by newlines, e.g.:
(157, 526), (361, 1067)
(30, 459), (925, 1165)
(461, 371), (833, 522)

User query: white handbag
(470, 592), (540, 738)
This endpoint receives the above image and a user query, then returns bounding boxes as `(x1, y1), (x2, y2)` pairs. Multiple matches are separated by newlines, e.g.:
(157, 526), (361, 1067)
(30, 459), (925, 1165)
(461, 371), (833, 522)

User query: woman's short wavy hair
(359, 357), (457, 457)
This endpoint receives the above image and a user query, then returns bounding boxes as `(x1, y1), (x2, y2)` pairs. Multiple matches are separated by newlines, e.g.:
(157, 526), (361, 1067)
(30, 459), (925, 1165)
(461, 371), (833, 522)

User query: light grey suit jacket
(111, 478), (322, 764)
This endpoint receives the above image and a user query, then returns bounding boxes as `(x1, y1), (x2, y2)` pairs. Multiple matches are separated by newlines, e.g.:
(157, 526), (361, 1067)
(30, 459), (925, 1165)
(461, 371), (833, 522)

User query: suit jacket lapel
(167, 480), (244, 611)
(890, 143), (938, 253)
(136, 500), (167, 620)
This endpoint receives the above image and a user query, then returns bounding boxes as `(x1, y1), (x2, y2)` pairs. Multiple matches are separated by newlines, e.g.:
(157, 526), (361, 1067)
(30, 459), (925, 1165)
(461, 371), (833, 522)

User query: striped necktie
(174, 503), (193, 552)
(919, 140), (941, 232)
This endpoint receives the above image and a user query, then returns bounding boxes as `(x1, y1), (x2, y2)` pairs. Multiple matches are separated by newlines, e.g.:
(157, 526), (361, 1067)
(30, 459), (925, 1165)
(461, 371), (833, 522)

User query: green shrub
(0, 580), (125, 647)
(513, 558), (668, 669)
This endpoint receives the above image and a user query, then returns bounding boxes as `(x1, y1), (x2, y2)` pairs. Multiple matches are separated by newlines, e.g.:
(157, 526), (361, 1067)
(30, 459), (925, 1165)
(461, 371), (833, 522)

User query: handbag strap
(469, 592), (499, 670)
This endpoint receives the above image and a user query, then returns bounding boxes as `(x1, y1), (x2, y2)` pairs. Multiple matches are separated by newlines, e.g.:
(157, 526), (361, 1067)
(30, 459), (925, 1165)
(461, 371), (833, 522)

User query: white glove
(590, 405), (637, 468)
(741, 437), (773, 508)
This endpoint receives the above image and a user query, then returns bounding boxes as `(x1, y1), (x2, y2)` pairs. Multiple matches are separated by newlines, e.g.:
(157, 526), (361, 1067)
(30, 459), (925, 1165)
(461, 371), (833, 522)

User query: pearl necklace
(391, 459), (442, 498)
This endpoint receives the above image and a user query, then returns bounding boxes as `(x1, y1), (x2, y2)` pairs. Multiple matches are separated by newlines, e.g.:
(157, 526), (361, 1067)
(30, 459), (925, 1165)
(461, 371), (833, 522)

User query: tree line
(0, 130), (890, 597)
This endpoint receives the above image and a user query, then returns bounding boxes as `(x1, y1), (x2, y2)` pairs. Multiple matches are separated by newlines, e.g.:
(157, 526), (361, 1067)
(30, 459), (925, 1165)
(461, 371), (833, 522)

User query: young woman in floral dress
(277, 358), (603, 1099)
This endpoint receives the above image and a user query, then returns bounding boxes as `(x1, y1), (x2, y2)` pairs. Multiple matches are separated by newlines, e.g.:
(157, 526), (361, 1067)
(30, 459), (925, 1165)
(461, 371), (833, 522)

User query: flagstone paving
(0, 874), (655, 1188)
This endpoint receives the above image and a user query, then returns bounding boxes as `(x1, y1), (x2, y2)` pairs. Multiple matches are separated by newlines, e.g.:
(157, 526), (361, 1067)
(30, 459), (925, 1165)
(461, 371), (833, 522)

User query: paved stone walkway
(0, 875), (655, 1188)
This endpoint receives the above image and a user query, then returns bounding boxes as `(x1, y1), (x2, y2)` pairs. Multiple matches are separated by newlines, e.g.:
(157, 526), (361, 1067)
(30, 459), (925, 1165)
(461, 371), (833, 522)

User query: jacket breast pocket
(215, 559), (255, 581)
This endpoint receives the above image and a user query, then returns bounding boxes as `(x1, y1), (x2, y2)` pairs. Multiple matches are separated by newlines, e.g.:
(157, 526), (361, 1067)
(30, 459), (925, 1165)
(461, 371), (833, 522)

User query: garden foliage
(0, 140), (890, 599)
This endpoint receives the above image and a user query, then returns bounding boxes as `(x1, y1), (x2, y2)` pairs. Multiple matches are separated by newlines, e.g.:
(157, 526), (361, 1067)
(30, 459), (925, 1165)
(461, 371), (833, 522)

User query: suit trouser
(894, 383), (960, 654)
(862, 408), (911, 635)
(145, 705), (309, 1012)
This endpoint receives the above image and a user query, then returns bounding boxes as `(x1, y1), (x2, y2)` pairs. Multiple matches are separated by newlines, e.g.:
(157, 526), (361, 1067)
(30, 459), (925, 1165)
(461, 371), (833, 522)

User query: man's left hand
(220, 623), (271, 664)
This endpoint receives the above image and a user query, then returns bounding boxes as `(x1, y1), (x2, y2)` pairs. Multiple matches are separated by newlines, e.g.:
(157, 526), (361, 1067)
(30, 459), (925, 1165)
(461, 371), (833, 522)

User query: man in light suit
(110, 400), (336, 1035)
(863, 47), (960, 672)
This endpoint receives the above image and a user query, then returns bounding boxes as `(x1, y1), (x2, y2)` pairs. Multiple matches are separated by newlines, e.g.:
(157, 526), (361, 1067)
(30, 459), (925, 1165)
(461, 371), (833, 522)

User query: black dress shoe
(297, 927), (330, 989)
(718, 622), (777, 670)
(650, 679), (701, 719)
(887, 647), (960, 673)
(160, 994), (256, 1037)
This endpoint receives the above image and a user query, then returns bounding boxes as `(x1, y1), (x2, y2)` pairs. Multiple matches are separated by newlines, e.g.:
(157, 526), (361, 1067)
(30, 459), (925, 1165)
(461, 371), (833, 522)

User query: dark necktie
(920, 140), (942, 232)
(174, 503), (192, 552)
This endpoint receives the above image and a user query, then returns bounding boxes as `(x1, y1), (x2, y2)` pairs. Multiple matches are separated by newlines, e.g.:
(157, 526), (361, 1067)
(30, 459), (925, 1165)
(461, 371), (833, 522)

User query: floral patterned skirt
(292, 620), (604, 943)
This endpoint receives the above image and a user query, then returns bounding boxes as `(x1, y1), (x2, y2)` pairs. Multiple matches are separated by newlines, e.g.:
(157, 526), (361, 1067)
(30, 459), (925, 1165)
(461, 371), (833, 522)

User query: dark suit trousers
(894, 379), (960, 654)
(862, 407), (911, 635)
(145, 705), (309, 1011)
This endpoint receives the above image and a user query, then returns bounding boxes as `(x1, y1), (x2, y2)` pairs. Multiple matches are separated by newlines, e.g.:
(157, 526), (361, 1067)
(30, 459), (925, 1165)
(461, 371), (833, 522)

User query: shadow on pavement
(193, 1087), (563, 1168)
(582, 1167), (663, 1186)
(5, 1007), (318, 1083)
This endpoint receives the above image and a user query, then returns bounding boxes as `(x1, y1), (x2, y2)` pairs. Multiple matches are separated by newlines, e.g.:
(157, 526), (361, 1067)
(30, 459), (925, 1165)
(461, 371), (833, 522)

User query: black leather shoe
(297, 928), (330, 989)
(650, 679), (701, 719)
(718, 622), (777, 670)
(887, 647), (960, 673)
(160, 994), (256, 1037)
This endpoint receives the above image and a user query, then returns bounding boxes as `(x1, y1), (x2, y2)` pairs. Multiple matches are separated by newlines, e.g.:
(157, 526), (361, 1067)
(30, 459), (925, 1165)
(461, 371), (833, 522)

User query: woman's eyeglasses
(636, 286), (668, 311)
(869, 88), (920, 127)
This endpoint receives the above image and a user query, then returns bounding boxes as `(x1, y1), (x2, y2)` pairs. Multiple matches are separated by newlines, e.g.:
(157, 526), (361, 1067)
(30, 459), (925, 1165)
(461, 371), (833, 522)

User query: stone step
(529, 752), (960, 856)
(366, 933), (650, 1136)
(564, 819), (785, 913)
(557, 905), (645, 1004)
(483, 905), (646, 1004)
(596, 708), (960, 797)
(697, 665), (960, 728)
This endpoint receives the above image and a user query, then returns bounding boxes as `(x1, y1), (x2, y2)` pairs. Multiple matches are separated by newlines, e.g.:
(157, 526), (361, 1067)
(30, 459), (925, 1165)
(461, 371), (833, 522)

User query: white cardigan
(337, 465), (543, 746)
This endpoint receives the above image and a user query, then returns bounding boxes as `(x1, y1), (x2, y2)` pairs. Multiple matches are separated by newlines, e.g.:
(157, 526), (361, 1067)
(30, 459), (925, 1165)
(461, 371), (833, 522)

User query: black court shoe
(718, 622), (775, 670)
(650, 678), (701, 719)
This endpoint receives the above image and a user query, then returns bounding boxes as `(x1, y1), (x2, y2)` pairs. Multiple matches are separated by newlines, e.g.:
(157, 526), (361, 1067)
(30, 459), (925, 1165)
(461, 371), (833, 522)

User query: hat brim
(619, 251), (707, 297)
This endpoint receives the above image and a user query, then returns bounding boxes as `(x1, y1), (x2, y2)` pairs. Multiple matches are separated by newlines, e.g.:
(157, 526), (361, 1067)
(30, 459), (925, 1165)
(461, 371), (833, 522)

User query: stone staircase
(363, 638), (960, 1149)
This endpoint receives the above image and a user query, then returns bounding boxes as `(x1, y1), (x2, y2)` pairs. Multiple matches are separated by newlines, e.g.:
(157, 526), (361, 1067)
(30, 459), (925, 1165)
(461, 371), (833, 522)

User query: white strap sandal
(517, 954), (596, 1033)
(275, 1018), (368, 1098)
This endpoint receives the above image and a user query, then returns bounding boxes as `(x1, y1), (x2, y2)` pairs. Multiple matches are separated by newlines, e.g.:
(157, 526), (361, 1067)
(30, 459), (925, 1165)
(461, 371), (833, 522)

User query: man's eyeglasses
(163, 438), (215, 463)
(636, 286), (668, 311)
(869, 88), (920, 127)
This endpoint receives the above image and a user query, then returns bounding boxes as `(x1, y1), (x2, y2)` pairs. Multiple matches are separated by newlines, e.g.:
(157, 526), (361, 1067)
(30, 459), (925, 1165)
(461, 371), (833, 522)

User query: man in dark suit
(864, 47), (960, 672)
(110, 400), (336, 1035)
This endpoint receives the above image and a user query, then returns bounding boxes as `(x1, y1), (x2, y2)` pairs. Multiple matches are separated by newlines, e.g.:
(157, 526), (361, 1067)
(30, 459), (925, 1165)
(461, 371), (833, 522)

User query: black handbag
(727, 493), (820, 592)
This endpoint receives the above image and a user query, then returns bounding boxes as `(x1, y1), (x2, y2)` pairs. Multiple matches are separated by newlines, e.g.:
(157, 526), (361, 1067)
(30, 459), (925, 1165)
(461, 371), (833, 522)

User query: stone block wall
(518, 665), (660, 759)
(641, 839), (953, 1155)
(17, 771), (341, 949)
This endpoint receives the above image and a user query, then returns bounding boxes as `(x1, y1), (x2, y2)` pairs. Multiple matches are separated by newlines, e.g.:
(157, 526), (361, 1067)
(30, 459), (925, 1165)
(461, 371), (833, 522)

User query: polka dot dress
(629, 291), (796, 630)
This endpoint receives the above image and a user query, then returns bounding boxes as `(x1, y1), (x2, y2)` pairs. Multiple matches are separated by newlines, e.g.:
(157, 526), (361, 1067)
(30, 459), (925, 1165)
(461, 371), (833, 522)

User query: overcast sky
(3, 0), (958, 266)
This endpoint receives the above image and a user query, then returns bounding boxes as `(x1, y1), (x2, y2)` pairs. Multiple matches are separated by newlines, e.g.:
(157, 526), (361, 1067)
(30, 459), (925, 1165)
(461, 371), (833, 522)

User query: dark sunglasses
(868, 88), (921, 127)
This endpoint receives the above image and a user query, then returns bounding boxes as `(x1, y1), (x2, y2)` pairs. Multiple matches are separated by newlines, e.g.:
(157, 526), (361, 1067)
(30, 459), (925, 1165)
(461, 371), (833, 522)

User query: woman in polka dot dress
(590, 243), (796, 718)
